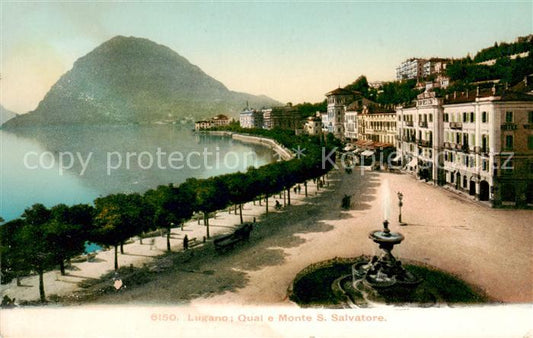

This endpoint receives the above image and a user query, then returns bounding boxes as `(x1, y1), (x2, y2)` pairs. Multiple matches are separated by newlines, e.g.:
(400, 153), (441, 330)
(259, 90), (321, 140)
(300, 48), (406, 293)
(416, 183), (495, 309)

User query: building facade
(396, 90), (444, 182)
(239, 109), (263, 129)
(357, 106), (397, 146)
(326, 88), (357, 137)
(304, 112), (323, 136)
(441, 89), (533, 207)
(194, 114), (231, 130)
(396, 85), (533, 207)
(396, 58), (426, 80)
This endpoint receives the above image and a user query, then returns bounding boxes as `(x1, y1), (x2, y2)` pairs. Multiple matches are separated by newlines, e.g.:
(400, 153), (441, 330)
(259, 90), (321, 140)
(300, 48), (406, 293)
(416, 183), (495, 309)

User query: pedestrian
(297, 184), (301, 194)
(183, 235), (189, 250)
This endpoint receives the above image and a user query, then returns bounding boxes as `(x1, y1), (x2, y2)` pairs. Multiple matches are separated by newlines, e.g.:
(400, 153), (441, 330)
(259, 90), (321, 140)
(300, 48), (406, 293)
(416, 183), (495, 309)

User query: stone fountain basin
(368, 231), (404, 244)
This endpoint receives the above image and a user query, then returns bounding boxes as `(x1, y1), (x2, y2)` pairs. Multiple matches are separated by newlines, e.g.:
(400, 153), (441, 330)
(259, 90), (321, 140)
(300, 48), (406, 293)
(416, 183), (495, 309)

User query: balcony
(418, 121), (428, 128)
(405, 121), (414, 127)
(501, 123), (517, 131)
(449, 122), (463, 130)
(417, 140), (431, 147)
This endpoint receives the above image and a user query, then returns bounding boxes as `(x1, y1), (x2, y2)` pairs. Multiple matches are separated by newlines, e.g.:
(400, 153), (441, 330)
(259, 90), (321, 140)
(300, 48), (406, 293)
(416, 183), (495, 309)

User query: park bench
(214, 223), (253, 253)
(187, 237), (202, 249)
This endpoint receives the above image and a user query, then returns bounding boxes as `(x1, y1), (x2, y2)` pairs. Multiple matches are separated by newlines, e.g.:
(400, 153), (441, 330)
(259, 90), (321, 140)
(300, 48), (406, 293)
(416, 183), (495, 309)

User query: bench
(214, 223), (253, 253)
(187, 237), (202, 249)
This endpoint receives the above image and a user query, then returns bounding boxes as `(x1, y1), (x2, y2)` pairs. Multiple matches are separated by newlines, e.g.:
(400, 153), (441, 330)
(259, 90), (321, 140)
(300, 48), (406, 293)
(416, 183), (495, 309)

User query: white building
(304, 112), (323, 136)
(396, 90), (443, 181)
(239, 109), (263, 129)
(396, 58), (426, 80)
(441, 88), (533, 206)
(326, 88), (357, 137)
(396, 83), (533, 207)
(344, 110), (358, 141)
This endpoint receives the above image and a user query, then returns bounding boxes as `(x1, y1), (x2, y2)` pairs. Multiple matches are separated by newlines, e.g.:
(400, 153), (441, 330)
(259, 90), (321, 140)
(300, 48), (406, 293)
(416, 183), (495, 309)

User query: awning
(361, 150), (375, 157)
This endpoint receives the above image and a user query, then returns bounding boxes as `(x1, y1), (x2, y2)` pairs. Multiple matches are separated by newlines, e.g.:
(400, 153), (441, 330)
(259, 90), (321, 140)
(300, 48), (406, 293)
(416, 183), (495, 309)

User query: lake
(0, 125), (274, 221)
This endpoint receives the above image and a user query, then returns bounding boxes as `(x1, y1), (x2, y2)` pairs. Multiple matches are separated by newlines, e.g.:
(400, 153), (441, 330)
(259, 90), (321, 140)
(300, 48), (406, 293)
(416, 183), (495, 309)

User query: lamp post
(397, 192), (405, 225)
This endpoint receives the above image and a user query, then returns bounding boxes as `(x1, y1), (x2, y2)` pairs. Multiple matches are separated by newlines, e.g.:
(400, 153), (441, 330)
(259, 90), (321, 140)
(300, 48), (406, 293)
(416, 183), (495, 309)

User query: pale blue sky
(1, 1), (532, 113)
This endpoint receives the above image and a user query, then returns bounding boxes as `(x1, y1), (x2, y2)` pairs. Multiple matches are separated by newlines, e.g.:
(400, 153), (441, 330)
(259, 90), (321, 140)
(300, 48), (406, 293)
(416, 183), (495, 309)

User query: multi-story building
(262, 105), (302, 130)
(357, 106), (397, 146)
(194, 114), (231, 130)
(304, 112), (323, 136)
(210, 114), (231, 128)
(441, 88), (533, 207)
(396, 90), (444, 182)
(396, 58), (426, 80)
(326, 88), (357, 137)
(320, 112), (329, 133)
(239, 109), (263, 129)
(261, 108), (273, 129)
(396, 82), (533, 207)
(344, 110), (358, 141)
(422, 58), (449, 78)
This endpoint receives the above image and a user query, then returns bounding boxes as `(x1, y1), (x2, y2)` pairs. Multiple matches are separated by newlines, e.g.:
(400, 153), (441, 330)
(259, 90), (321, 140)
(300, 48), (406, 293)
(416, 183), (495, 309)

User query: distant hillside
(0, 105), (18, 126)
(473, 34), (532, 63)
(3, 36), (280, 128)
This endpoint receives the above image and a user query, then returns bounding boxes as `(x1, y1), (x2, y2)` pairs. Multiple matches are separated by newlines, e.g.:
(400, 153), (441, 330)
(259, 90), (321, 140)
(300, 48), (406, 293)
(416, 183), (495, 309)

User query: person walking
(183, 235), (189, 250)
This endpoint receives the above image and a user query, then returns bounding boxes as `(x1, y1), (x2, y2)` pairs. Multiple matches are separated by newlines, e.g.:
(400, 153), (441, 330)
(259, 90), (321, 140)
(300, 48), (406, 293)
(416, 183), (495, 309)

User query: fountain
(352, 220), (420, 290)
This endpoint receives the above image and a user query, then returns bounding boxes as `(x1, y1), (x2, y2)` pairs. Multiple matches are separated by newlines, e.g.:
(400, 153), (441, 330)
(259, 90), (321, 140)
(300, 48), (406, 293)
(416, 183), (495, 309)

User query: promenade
(98, 169), (531, 305)
(2, 168), (531, 304)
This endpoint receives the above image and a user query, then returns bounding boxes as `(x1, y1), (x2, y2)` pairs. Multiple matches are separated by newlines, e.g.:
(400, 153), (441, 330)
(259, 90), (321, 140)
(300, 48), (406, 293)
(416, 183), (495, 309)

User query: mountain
(3, 36), (281, 127)
(0, 105), (18, 126)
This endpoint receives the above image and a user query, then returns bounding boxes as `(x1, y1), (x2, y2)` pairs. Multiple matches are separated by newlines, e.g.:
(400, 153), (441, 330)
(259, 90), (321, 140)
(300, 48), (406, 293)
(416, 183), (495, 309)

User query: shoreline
(198, 130), (294, 160)
(0, 130), (320, 303)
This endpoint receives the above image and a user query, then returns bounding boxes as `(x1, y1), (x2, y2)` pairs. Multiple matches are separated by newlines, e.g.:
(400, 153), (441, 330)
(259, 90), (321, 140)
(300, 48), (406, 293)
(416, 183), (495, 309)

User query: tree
(92, 193), (147, 270)
(345, 75), (369, 96)
(145, 184), (193, 251)
(223, 172), (258, 224)
(19, 204), (54, 302)
(46, 204), (94, 275)
(182, 177), (229, 239)
(0, 219), (27, 286)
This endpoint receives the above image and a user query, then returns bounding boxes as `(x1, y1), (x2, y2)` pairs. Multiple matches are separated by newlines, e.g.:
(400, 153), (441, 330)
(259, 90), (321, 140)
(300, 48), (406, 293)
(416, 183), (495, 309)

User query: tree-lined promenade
(0, 128), (336, 302)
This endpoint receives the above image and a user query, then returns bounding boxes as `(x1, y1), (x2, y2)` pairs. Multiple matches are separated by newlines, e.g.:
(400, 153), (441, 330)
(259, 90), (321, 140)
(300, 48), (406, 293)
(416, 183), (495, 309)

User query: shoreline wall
(201, 131), (294, 161)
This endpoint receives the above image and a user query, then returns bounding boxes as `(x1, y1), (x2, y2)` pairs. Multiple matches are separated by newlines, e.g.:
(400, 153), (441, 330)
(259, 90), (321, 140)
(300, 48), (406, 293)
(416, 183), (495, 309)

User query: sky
(1, 1), (532, 113)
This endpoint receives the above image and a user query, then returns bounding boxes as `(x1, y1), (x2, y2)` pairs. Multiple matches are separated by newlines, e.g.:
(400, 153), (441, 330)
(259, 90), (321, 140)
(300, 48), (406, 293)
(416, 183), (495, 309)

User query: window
(505, 135), (513, 150)
(443, 113), (448, 122)
(482, 159), (488, 171)
(529, 135), (533, 150)
(529, 111), (533, 124)
(463, 112), (467, 123)
(482, 135), (488, 152)
(470, 112), (475, 123)
(505, 111), (513, 123)
(429, 114), (433, 123)
(482, 111), (488, 123)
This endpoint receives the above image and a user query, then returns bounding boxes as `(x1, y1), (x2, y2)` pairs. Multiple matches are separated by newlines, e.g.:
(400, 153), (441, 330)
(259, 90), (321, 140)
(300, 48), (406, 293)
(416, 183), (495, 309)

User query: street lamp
(397, 192), (405, 225)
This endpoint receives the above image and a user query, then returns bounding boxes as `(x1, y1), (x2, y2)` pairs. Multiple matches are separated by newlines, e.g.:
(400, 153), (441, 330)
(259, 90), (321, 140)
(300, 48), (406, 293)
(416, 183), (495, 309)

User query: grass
(290, 258), (490, 308)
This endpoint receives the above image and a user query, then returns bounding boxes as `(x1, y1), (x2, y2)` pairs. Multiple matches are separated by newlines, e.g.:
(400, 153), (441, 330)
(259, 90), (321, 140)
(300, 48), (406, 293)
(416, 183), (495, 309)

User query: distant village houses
(194, 114), (231, 130)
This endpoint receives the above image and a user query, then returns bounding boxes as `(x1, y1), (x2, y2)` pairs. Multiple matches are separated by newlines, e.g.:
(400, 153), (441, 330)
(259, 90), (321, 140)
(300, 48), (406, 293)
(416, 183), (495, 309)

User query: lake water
(0, 125), (274, 221)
